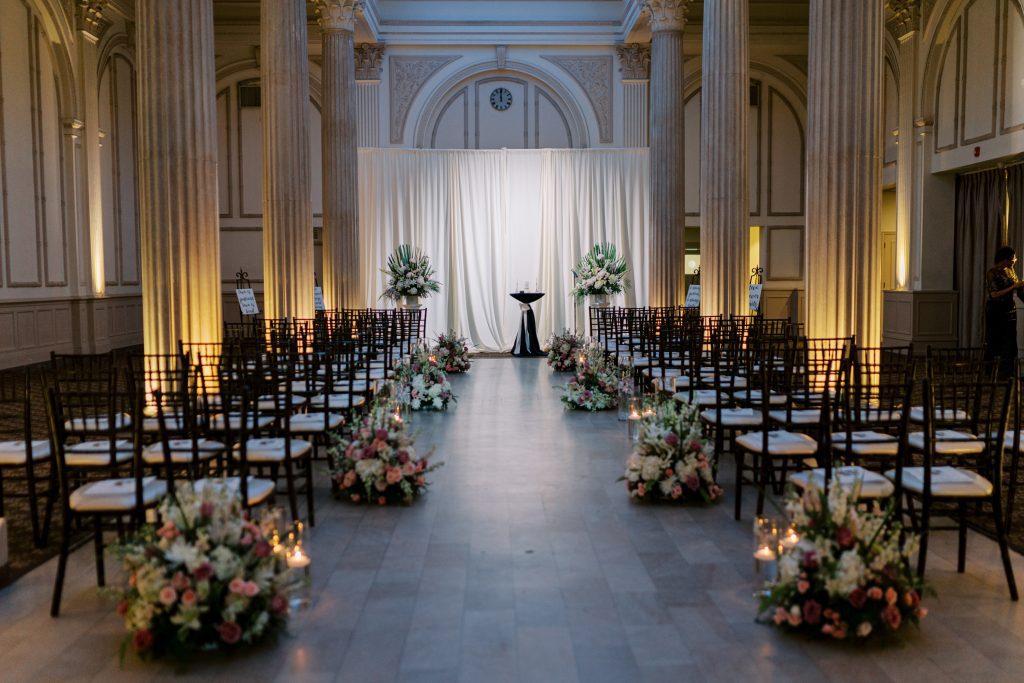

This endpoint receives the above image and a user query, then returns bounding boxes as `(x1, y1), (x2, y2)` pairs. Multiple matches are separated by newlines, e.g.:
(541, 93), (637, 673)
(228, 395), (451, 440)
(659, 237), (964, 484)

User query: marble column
(262, 0), (314, 320)
(645, 0), (690, 308)
(136, 0), (223, 355)
(316, 1), (361, 311)
(700, 0), (748, 317)
(805, 0), (885, 347)
(616, 44), (650, 147)
(889, 0), (920, 290)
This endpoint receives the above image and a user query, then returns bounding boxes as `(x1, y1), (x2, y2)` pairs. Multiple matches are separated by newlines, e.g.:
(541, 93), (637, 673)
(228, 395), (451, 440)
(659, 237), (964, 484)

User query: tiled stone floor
(1, 357), (1023, 682)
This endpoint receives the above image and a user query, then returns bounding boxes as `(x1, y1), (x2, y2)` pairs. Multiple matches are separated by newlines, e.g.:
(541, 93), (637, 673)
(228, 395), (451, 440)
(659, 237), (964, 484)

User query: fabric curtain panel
(1008, 163), (1024, 254)
(954, 168), (1007, 347)
(358, 148), (651, 352)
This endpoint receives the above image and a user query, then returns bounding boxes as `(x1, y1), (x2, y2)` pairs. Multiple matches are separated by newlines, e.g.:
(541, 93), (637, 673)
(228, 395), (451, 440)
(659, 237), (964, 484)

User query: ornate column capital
(616, 43), (651, 81)
(77, 0), (112, 43)
(887, 0), (920, 40)
(315, 0), (360, 33)
(644, 0), (690, 33)
(354, 43), (385, 81)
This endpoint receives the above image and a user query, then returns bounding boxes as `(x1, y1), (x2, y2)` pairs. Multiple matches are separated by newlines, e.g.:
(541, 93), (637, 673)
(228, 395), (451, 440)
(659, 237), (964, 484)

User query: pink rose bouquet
(330, 400), (443, 505)
(546, 330), (584, 372)
(621, 399), (723, 503)
(561, 343), (618, 411)
(433, 331), (471, 373)
(760, 485), (931, 640)
(110, 483), (296, 661)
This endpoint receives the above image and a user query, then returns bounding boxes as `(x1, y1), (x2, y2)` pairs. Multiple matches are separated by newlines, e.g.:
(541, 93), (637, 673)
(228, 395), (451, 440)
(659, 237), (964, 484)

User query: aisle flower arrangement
(110, 484), (297, 661)
(561, 343), (618, 411)
(394, 346), (456, 411)
(570, 242), (629, 301)
(546, 330), (584, 372)
(330, 400), (442, 505)
(621, 399), (723, 503)
(433, 331), (471, 373)
(760, 486), (930, 640)
(381, 244), (442, 301)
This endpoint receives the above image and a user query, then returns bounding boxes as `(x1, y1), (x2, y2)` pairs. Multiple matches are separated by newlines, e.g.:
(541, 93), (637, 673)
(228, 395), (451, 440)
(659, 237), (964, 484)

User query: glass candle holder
(753, 516), (780, 598)
(285, 521), (312, 611)
(780, 522), (800, 551)
(627, 398), (642, 442)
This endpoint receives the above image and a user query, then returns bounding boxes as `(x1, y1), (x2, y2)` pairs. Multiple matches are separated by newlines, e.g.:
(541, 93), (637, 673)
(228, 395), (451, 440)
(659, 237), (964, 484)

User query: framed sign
(684, 284), (701, 308)
(313, 286), (326, 312)
(748, 284), (763, 311)
(235, 288), (259, 316)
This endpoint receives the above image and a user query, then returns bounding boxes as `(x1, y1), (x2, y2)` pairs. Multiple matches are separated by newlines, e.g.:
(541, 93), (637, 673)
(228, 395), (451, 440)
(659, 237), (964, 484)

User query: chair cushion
(309, 393), (367, 410)
(327, 379), (374, 393)
(733, 389), (787, 406)
(997, 430), (1024, 452)
(830, 431), (899, 456)
(735, 430), (819, 456)
(789, 466), (895, 498)
(673, 389), (722, 406)
(142, 439), (225, 465)
(238, 437), (313, 462)
(64, 440), (134, 467)
(209, 413), (276, 432)
(257, 394), (308, 411)
(908, 406), (969, 424)
(193, 477), (275, 506)
(768, 409), (822, 425)
(64, 414), (131, 433)
(142, 415), (186, 433)
(69, 476), (166, 512)
(700, 374), (748, 389)
(884, 466), (993, 497)
(285, 380), (324, 395)
(700, 408), (763, 427)
(289, 413), (344, 432)
(839, 408), (902, 424)
(0, 439), (51, 466)
(906, 429), (985, 455)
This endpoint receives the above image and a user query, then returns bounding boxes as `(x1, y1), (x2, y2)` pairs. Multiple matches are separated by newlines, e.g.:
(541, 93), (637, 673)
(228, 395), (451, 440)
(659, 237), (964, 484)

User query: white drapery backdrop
(358, 148), (650, 352)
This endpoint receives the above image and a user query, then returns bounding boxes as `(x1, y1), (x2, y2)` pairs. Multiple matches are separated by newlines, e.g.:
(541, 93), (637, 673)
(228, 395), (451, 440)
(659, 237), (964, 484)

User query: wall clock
(489, 87), (513, 111)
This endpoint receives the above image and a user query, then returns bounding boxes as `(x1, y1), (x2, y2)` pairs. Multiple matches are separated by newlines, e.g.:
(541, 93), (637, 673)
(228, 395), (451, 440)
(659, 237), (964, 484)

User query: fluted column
(316, 1), (362, 310)
(262, 0), (314, 320)
(646, 0), (690, 307)
(889, 0), (919, 290)
(700, 0), (749, 317)
(136, 0), (222, 355)
(616, 44), (650, 147)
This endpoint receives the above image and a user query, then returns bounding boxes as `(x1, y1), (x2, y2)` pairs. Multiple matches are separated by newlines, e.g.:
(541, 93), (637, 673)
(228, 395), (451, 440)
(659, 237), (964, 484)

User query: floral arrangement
(433, 331), (471, 373)
(570, 242), (629, 301)
(394, 346), (456, 411)
(760, 485), (930, 640)
(621, 399), (723, 503)
(330, 400), (442, 505)
(546, 330), (584, 372)
(381, 244), (442, 301)
(110, 484), (296, 661)
(561, 343), (618, 411)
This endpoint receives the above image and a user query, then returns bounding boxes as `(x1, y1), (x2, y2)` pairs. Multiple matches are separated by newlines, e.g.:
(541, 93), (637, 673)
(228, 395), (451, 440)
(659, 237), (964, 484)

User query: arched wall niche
(413, 60), (592, 149)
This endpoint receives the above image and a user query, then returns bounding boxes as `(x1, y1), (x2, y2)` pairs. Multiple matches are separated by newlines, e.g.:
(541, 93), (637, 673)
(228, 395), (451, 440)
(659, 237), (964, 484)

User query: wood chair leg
(93, 515), (105, 587)
(755, 455), (768, 517)
(304, 456), (315, 527)
(916, 499), (931, 578)
(50, 512), (72, 617)
(284, 458), (299, 523)
(957, 500), (968, 574)
(992, 497), (1019, 601)
(734, 450), (744, 521)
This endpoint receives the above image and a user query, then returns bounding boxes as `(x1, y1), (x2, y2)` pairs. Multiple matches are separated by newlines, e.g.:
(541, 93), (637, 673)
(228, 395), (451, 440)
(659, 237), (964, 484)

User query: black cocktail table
(511, 292), (545, 357)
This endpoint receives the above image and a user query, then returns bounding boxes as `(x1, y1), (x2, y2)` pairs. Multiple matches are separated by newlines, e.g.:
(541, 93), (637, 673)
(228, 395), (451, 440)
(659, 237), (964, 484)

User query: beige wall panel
(217, 90), (232, 218)
(935, 23), (959, 150)
(961, 0), (998, 143)
(767, 90), (803, 215)
(115, 58), (139, 285)
(432, 89), (468, 148)
(684, 91), (700, 215)
(748, 102), (760, 217)
(0, 313), (13, 350)
(766, 225), (803, 281)
(309, 106), (323, 216)
(1, 1), (41, 286)
(39, 43), (65, 286)
(536, 89), (572, 149)
(238, 106), (263, 217)
(475, 79), (528, 149)
(98, 68), (117, 284)
(1004, 2), (1024, 131)
(884, 66), (898, 165)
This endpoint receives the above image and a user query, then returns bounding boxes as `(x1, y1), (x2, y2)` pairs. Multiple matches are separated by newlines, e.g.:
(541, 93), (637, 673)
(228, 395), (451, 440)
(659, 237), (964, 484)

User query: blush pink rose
(181, 589), (197, 607)
(229, 577), (246, 594)
(342, 470), (358, 488)
(159, 586), (177, 606)
(386, 467), (402, 484)
(243, 581), (260, 598)
(882, 604), (902, 630)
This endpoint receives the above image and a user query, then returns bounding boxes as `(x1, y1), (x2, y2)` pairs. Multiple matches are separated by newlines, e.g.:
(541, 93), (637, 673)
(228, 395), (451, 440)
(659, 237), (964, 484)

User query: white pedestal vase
(589, 294), (612, 308)
(401, 295), (421, 310)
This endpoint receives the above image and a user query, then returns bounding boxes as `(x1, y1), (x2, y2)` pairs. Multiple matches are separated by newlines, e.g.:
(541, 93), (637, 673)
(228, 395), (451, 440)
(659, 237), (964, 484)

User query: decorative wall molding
(76, 0), (112, 43)
(389, 55), (459, 144)
(543, 55), (614, 143)
(355, 43), (385, 81)
(887, 0), (921, 40)
(616, 43), (651, 81)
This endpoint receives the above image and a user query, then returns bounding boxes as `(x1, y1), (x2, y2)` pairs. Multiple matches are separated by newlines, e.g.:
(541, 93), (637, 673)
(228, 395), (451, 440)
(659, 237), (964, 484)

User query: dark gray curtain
(1008, 163), (1024, 255)
(955, 169), (1006, 347)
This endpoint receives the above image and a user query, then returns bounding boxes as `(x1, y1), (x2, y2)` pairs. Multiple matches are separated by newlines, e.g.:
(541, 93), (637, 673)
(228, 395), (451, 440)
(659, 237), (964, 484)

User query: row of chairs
(600, 307), (1019, 600)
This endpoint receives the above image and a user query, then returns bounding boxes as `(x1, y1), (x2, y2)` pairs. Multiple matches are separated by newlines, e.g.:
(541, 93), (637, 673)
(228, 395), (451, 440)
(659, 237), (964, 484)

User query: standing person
(985, 245), (1024, 377)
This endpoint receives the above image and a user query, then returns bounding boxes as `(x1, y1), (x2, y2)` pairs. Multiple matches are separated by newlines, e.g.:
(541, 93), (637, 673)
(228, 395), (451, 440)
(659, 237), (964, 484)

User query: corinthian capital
(77, 0), (112, 43)
(644, 0), (690, 33)
(315, 0), (360, 33)
(887, 0), (920, 40)
(355, 43), (386, 80)
(616, 44), (651, 81)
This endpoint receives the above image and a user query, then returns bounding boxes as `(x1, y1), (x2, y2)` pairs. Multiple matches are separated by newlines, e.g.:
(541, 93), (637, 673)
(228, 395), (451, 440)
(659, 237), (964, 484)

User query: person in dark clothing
(985, 245), (1024, 377)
